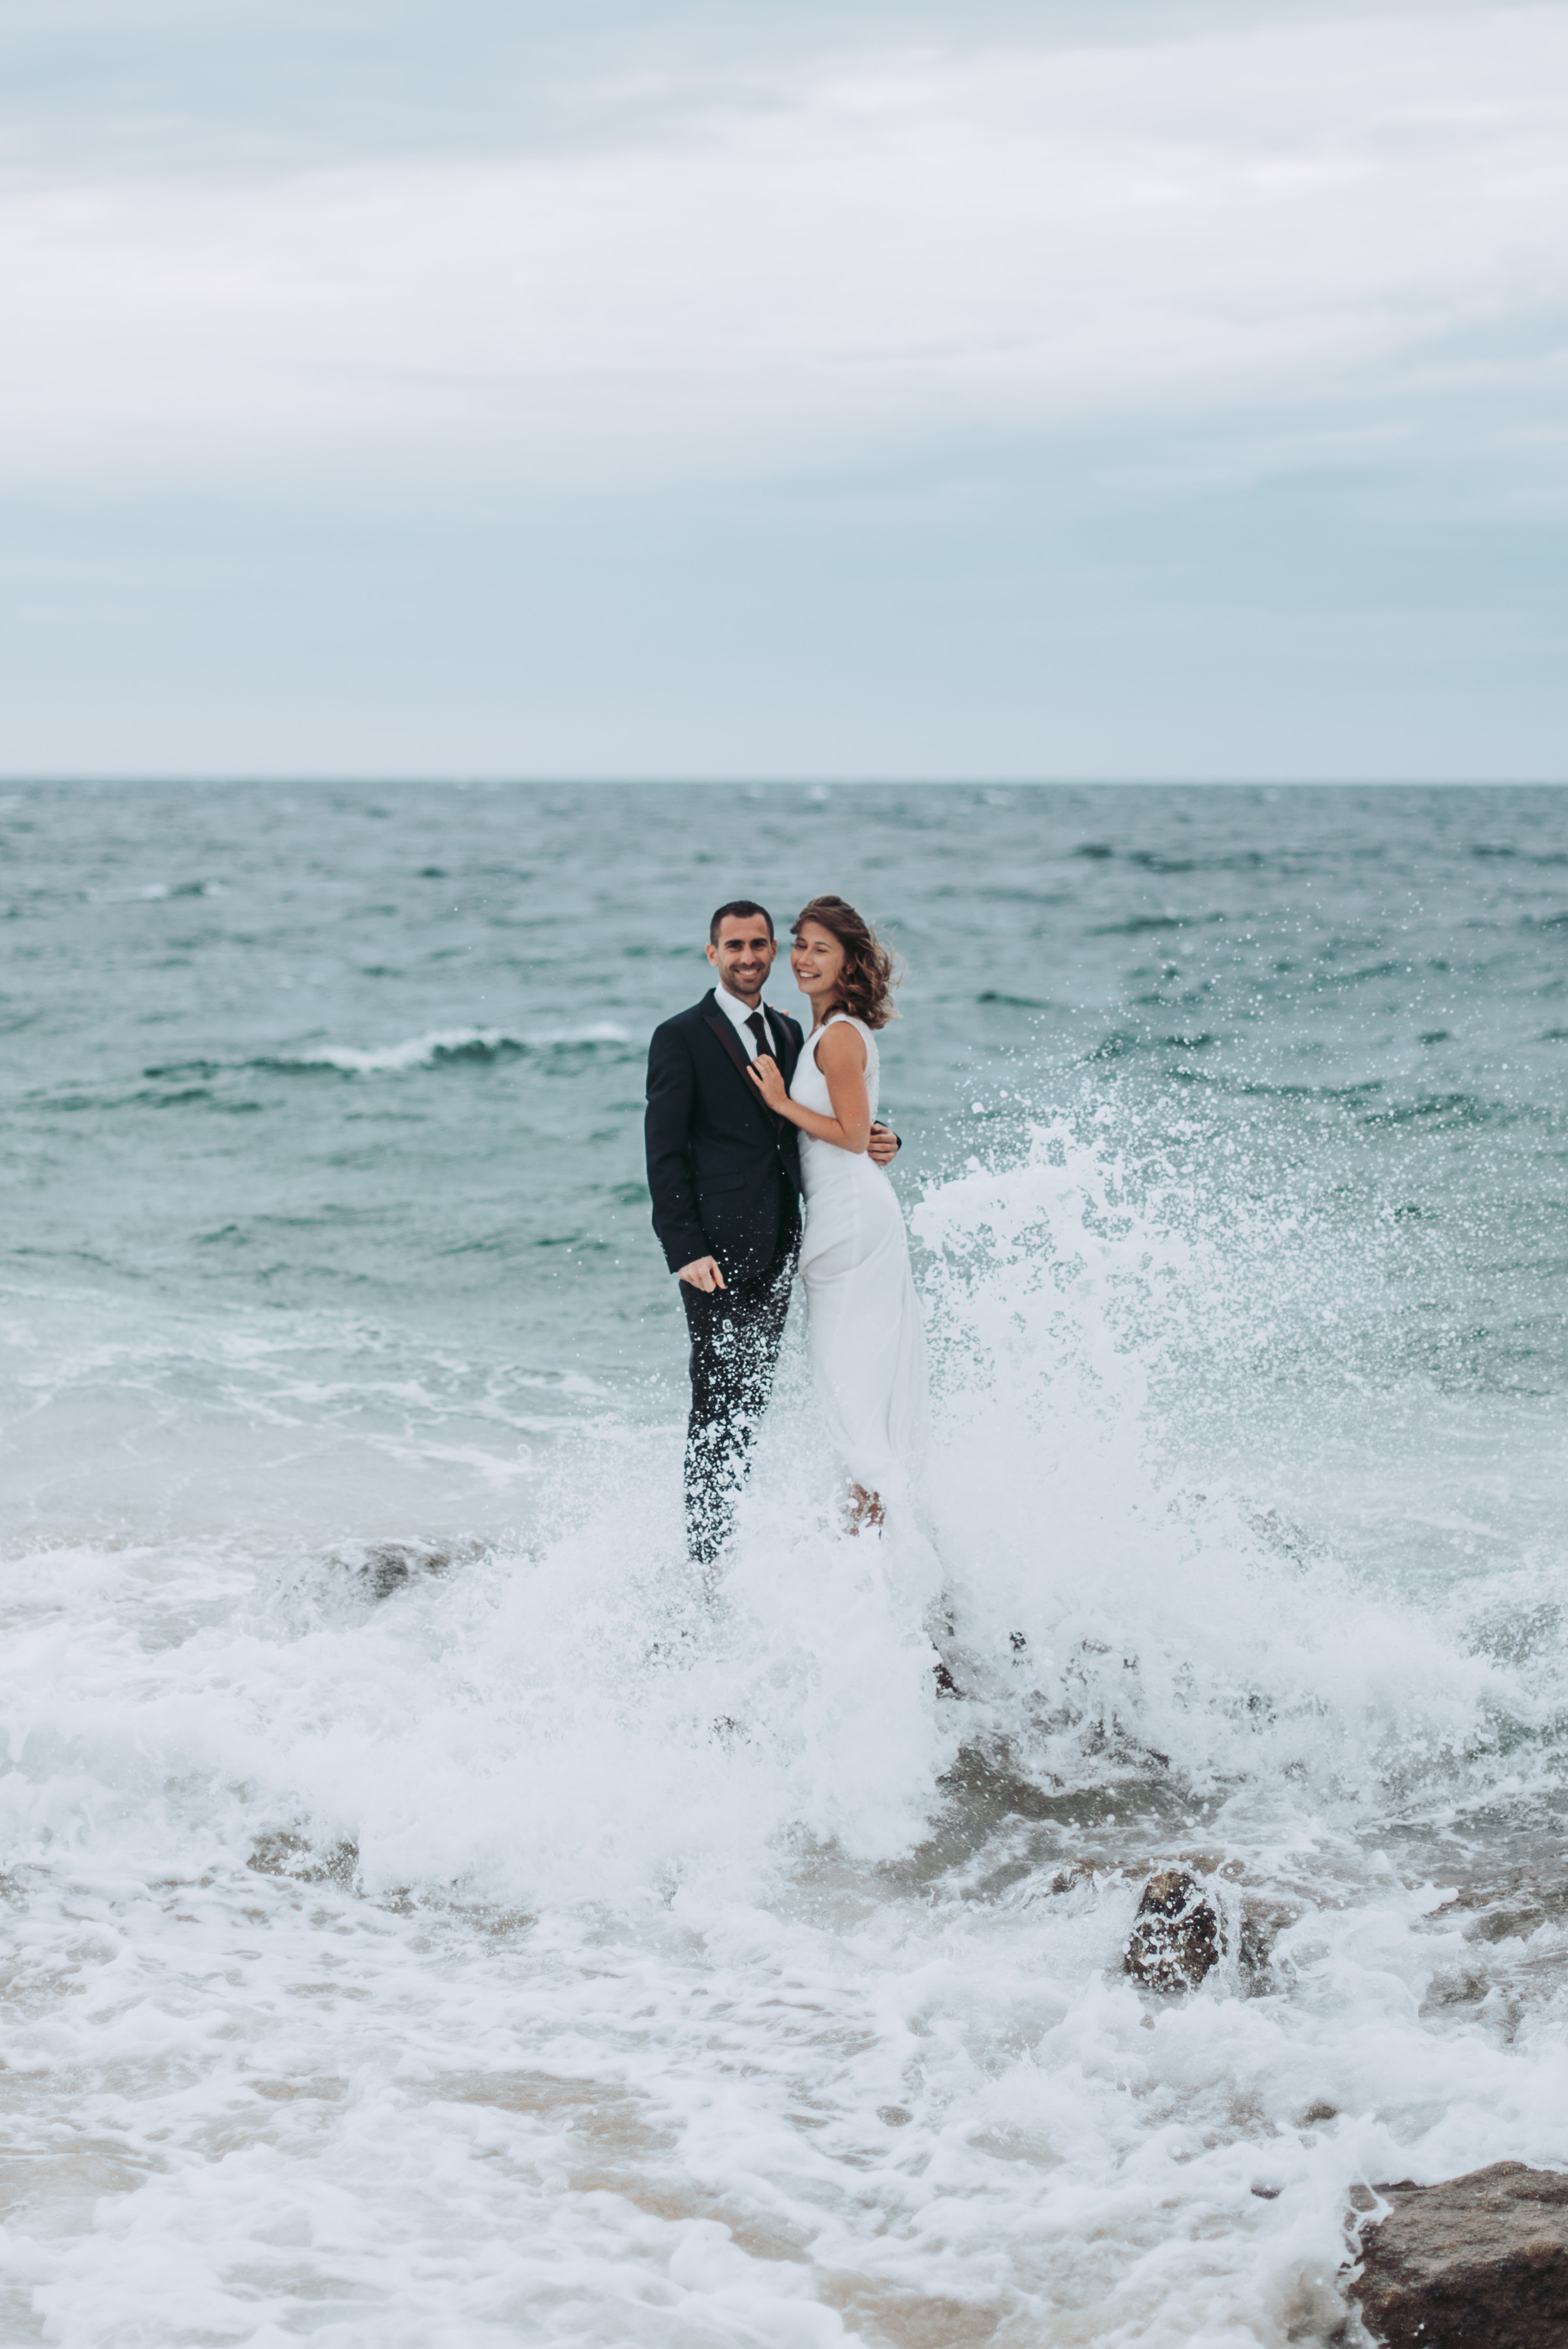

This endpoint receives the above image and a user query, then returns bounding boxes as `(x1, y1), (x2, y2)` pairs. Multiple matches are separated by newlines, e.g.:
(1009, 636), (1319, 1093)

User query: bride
(747, 896), (928, 1528)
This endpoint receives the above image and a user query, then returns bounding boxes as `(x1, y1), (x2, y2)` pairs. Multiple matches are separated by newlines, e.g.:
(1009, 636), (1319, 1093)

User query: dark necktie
(745, 1011), (772, 1061)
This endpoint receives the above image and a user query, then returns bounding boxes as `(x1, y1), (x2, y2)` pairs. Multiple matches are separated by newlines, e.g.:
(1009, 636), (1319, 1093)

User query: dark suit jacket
(645, 989), (805, 1281)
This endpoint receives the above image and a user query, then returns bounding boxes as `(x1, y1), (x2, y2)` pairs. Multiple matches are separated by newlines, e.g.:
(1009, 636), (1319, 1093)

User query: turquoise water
(7, 780), (1564, 1375)
(2, 781), (1566, 2345)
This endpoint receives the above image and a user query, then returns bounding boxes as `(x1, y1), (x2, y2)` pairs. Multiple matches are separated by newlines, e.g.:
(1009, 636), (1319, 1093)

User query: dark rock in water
(334, 1538), (481, 1599)
(1416, 1866), (1568, 2028)
(1124, 1867), (1226, 1991)
(249, 1829), (359, 1887)
(1435, 1862), (1568, 1946)
(1238, 1890), (1303, 1989)
(359, 1539), (451, 1598)
(1353, 2163), (1568, 2348)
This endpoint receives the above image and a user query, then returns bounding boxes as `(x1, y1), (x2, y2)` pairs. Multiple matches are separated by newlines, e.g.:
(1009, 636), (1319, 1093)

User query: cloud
(2, 8), (1565, 488)
(2, 5), (1564, 777)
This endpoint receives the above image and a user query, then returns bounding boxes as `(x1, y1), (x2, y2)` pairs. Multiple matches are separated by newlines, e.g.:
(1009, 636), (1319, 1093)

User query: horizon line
(5, 775), (1566, 792)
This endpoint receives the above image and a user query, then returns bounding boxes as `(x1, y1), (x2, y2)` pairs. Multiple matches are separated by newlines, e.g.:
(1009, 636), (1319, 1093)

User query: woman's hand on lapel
(746, 1053), (789, 1112)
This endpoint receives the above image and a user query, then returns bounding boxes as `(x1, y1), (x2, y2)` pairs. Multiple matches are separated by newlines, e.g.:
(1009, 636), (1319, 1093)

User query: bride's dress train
(790, 1013), (929, 1506)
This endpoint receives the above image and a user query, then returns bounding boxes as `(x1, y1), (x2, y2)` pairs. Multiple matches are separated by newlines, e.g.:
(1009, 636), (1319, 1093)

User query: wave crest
(255, 1023), (631, 1076)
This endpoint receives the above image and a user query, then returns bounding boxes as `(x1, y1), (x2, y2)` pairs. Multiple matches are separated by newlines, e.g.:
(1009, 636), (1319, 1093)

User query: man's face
(706, 916), (777, 1004)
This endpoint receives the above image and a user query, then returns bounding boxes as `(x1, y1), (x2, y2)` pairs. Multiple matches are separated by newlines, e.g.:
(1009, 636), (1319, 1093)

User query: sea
(2, 779), (1566, 2347)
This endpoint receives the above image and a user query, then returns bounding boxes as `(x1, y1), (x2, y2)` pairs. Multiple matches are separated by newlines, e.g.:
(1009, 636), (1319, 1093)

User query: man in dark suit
(645, 900), (900, 1567)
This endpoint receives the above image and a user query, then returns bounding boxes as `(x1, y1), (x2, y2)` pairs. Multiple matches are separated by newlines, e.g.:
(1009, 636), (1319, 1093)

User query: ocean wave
(7, 1080), (1567, 2349)
(1089, 910), (1227, 934)
(254, 1024), (632, 1076)
(137, 1025), (633, 1083)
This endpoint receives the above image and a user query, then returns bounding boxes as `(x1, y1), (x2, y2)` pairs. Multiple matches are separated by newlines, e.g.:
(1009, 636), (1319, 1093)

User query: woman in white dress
(747, 896), (928, 1528)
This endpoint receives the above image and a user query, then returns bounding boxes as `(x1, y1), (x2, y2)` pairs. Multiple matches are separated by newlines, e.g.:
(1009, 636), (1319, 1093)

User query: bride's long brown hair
(791, 896), (900, 1030)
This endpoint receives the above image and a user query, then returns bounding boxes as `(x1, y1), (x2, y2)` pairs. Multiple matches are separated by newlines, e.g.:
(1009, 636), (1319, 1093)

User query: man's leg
(681, 1253), (794, 1566)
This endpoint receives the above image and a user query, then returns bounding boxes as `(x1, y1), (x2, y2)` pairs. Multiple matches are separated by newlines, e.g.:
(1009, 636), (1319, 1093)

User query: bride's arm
(747, 1025), (871, 1153)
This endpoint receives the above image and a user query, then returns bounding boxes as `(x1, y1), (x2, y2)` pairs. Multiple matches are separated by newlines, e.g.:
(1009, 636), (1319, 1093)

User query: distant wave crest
(241, 1024), (631, 1077)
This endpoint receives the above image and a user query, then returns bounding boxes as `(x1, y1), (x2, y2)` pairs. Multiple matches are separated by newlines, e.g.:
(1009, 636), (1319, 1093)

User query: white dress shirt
(714, 981), (778, 1060)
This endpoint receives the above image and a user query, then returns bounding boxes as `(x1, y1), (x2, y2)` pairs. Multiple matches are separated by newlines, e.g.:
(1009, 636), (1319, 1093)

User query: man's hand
(868, 1121), (900, 1169)
(678, 1255), (726, 1292)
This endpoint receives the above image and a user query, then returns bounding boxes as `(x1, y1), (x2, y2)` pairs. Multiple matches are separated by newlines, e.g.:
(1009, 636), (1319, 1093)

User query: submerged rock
(249, 1829), (359, 1887)
(332, 1537), (483, 1599)
(359, 1539), (452, 1598)
(1237, 1890), (1303, 1989)
(1124, 1867), (1226, 1991)
(1437, 1862), (1568, 1946)
(1354, 2163), (1568, 2348)
(1418, 1867), (1568, 2029)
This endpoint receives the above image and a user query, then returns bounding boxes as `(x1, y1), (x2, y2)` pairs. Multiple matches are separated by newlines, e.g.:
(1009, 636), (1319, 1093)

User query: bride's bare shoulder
(816, 1017), (868, 1069)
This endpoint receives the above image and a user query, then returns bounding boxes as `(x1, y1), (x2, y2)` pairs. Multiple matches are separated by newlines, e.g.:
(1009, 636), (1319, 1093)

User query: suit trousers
(680, 1227), (799, 1566)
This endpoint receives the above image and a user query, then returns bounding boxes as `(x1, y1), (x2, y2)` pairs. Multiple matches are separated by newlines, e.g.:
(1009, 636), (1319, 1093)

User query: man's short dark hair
(709, 900), (774, 944)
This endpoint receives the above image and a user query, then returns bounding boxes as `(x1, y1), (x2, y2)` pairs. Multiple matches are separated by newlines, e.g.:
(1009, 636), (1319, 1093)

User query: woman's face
(791, 919), (847, 1003)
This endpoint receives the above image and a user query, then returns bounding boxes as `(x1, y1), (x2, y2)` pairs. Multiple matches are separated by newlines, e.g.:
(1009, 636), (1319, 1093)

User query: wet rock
(1007, 1851), (1298, 1996)
(1238, 1891), (1303, 1988)
(1437, 1862), (1568, 1946)
(1353, 2163), (1568, 2348)
(1124, 1867), (1226, 1991)
(327, 1537), (485, 1599)
(249, 1829), (359, 1887)
(358, 1539), (455, 1598)
(1420, 1959), (1494, 2013)
(1415, 1867), (1568, 2034)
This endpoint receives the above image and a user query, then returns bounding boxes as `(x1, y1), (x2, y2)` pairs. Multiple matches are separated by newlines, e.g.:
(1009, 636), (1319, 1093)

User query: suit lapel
(704, 1008), (752, 1086)
(699, 990), (802, 1132)
(702, 999), (777, 1133)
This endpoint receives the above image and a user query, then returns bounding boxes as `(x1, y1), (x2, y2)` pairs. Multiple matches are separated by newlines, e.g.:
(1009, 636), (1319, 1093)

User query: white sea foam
(2, 1118), (1565, 2344)
(280, 1023), (631, 1074)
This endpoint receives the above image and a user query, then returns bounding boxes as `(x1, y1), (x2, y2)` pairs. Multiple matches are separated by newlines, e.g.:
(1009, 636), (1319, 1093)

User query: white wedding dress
(792, 1013), (929, 1499)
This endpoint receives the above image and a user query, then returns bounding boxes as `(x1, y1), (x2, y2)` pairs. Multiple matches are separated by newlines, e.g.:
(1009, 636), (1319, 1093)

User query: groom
(645, 900), (900, 1567)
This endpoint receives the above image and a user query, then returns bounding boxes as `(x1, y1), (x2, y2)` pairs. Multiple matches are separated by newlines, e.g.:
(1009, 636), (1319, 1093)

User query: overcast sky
(2, 0), (1564, 779)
